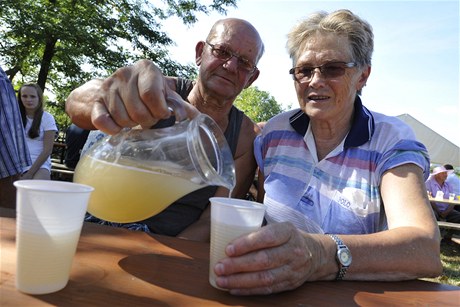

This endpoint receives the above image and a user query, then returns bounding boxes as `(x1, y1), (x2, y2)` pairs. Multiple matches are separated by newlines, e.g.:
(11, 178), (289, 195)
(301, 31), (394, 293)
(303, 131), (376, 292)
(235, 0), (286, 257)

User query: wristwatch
(328, 234), (352, 280)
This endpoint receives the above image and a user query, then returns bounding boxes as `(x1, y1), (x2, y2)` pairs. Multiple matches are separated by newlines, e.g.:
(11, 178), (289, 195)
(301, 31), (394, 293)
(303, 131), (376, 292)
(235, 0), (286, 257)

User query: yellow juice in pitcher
(74, 155), (203, 222)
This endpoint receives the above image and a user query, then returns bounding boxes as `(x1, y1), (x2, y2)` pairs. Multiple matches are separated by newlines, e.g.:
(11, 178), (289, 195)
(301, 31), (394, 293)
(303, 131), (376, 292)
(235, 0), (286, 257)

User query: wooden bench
(438, 221), (460, 230)
(437, 221), (460, 241)
(52, 142), (67, 164)
(51, 161), (74, 182)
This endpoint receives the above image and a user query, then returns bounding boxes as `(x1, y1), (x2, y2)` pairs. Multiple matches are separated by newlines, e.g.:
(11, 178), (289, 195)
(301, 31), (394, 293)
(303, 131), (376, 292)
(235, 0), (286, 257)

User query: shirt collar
(289, 96), (375, 148)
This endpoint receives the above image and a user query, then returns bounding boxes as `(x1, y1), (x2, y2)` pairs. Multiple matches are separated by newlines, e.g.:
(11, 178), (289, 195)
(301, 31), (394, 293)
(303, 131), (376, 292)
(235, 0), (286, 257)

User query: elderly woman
(212, 9), (442, 295)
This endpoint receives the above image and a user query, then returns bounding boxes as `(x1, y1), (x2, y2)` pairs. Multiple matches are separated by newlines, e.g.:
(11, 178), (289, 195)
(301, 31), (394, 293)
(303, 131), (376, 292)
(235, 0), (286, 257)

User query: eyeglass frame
(205, 41), (258, 73)
(289, 62), (357, 83)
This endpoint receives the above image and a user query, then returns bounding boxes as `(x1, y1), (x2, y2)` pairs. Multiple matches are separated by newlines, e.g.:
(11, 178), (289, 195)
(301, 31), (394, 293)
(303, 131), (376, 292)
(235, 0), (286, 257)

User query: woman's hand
(213, 222), (324, 295)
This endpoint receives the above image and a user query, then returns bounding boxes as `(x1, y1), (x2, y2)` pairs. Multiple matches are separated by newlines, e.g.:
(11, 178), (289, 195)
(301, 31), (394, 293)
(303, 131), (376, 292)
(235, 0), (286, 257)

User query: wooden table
(1, 210), (459, 306)
(429, 196), (460, 206)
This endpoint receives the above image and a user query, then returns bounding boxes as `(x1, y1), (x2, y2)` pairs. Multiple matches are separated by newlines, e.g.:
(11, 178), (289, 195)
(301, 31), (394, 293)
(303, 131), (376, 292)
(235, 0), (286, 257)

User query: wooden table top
(429, 196), (460, 206)
(1, 209), (459, 306)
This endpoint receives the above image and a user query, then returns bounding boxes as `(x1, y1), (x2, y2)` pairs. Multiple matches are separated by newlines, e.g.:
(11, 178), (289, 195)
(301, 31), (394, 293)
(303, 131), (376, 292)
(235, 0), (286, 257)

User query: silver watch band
(328, 234), (351, 280)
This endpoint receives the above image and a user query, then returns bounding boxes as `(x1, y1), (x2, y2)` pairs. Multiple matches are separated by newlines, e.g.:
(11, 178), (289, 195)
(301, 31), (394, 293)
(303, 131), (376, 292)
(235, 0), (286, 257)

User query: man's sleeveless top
(140, 78), (243, 236)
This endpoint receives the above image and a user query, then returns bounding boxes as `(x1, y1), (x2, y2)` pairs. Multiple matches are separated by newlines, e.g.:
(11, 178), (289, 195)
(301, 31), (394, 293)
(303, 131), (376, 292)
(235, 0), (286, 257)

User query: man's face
(196, 23), (261, 102)
(435, 172), (448, 183)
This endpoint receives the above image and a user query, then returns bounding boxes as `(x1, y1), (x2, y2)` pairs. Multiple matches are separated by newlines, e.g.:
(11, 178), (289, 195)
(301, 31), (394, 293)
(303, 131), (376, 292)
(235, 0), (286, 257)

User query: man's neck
(187, 85), (234, 132)
(434, 177), (445, 187)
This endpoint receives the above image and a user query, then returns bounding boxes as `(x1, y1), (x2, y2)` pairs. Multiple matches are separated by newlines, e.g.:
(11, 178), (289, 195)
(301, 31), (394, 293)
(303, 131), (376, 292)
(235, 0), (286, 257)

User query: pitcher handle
(151, 95), (188, 129)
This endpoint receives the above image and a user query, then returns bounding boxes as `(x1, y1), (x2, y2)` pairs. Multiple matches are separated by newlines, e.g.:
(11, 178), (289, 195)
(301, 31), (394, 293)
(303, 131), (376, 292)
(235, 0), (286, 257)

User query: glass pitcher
(73, 110), (235, 223)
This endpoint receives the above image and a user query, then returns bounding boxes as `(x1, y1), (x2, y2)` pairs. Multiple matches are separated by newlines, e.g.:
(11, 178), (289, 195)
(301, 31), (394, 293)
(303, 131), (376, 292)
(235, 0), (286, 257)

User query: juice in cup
(16, 229), (81, 294)
(14, 180), (93, 294)
(209, 220), (261, 289)
(74, 155), (203, 222)
(208, 197), (266, 290)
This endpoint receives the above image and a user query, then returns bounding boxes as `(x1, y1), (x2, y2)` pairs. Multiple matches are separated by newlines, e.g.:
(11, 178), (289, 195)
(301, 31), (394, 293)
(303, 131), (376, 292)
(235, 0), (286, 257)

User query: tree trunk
(5, 66), (20, 81)
(37, 36), (58, 92)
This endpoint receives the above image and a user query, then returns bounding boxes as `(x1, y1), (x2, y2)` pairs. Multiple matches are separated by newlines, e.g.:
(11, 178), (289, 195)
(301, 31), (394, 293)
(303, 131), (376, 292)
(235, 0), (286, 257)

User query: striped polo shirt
(254, 97), (429, 235)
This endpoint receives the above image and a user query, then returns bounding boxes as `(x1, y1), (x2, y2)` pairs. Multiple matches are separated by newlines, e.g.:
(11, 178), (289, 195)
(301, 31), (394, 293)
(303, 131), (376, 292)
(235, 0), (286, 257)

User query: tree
(234, 86), (286, 123)
(0, 0), (236, 129)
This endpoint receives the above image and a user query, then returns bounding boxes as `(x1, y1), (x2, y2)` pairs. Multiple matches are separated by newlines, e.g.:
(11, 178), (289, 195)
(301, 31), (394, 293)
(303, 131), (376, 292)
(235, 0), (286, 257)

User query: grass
(422, 240), (460, 286)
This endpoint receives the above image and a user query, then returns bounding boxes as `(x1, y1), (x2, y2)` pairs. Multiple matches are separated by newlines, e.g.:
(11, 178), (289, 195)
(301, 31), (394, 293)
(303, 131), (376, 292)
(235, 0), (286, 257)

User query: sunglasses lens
(238, 59), (253, 71)
(210, 45), (255, 72)
(213, 48), (231, 60)
(297, 67), (313, 80)
(322, 64), (346, 78)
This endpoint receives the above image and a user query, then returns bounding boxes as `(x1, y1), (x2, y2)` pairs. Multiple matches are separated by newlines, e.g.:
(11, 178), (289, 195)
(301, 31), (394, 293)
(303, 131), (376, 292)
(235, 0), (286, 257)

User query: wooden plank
(438, 221), (460, 230)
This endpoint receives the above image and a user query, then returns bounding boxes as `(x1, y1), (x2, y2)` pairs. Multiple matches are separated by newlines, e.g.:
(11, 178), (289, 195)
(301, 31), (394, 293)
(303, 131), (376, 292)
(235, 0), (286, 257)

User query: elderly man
(426, 165), (460, 244)
(426, 166), (460, 221)
(65, 18), (265, 241)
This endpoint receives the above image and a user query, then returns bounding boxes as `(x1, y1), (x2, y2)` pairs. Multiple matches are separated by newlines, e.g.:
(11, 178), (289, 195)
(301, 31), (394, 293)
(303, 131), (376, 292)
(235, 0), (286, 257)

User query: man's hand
(66, 59), (199, 135)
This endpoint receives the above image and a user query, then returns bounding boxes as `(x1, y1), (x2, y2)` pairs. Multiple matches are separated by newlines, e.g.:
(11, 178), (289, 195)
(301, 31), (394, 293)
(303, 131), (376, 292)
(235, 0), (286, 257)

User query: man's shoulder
(239, 115), (260, 140)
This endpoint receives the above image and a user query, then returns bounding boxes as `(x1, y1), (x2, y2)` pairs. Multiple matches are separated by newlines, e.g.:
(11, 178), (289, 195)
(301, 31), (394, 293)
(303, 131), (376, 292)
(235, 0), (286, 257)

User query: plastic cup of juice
(14, 180), (93, 294)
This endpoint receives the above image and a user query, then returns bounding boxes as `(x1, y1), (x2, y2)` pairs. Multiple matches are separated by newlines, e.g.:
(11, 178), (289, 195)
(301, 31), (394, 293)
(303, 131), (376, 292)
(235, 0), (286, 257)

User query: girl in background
(18, 84), (57, 180)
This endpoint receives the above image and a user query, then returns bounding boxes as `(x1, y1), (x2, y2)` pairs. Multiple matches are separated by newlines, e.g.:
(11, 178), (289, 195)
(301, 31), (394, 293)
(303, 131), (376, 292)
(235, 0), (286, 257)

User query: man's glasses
(205, 41), (257, 73)
(289, 62), (356, 83)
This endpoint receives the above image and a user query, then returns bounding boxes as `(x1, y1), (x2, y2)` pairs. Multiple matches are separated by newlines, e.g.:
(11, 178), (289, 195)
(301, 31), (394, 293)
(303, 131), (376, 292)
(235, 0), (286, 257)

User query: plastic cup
(435, 191), (444, 200)
(14, 180), (94, 294)
(209, 197), (266, 290)
(449, 193), (455, 201)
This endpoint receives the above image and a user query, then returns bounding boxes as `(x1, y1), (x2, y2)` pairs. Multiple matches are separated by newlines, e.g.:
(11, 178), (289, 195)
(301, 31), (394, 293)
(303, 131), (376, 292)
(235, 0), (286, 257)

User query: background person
(65, 18), (265, 241)
(64, 123), (90, 169)
(0, 66), (31, 209)
(426, 165), (460, 244)
(18, 84), (57, 180)
(212, 9), (441, 295)
(444, 164), (460, 198)
(426, 166), (460, 220)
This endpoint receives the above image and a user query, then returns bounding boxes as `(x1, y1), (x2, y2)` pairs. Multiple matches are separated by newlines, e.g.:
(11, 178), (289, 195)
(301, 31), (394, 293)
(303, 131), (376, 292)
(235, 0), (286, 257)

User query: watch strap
(328, 234), (351, 280)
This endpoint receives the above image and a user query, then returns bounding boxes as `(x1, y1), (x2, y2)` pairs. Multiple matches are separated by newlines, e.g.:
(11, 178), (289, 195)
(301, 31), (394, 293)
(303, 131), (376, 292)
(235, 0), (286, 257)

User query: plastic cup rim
(210, 197), (266, 211)
(14, 180), (94, 193)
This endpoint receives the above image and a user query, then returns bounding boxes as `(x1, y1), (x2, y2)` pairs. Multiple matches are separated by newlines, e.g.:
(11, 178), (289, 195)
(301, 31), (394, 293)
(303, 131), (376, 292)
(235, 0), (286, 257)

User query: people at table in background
(426, 165), (460, 218)
(65, 18), (264, 241)
(18, 84), (57, 180)
(444, 164), (460, 200)
(444, 163), (460, 214)
(64, 123), (90, 169)
(211, 9), (442, 295)
(0, 67), (31, 209)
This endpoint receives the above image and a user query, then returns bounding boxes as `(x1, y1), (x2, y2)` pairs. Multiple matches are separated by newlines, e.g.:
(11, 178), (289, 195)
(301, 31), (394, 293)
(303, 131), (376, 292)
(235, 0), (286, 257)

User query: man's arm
(65, 60), (196, 135)
(66, 79), (104, 130)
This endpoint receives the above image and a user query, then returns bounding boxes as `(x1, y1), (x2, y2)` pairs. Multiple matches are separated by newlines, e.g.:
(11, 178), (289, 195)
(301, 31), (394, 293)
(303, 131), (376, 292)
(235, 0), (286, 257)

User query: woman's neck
(310, 110), (353, 161)
(25, 110), (35, 118)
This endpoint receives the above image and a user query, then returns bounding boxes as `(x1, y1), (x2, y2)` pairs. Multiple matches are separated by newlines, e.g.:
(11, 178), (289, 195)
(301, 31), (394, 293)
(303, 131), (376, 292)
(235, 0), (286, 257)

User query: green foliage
(234, 86), (286, 123)
(0, 0), (236, 131)
(46, 102), (71, 134)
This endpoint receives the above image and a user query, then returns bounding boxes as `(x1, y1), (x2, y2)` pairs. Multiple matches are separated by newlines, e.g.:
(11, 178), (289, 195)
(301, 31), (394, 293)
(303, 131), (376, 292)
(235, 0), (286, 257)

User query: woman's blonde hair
(287, 9), (374, 68)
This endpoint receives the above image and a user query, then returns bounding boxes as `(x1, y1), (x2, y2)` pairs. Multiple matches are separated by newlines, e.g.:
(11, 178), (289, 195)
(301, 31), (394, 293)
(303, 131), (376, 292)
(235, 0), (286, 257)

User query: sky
(163, 0), (460, 147)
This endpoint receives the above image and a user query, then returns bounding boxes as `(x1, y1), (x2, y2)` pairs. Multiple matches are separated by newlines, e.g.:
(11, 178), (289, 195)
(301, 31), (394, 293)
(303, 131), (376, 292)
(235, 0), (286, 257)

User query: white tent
(396, 114), (460, 167)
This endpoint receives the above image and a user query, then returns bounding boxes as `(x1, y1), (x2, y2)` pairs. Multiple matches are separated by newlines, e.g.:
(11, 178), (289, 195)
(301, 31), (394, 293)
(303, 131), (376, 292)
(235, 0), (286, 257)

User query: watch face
(338, 249), (352, 266)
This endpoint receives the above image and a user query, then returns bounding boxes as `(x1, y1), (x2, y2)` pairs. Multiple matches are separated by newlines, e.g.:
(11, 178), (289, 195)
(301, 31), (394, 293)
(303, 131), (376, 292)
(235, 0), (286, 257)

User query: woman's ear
(357, 65), (371, 92)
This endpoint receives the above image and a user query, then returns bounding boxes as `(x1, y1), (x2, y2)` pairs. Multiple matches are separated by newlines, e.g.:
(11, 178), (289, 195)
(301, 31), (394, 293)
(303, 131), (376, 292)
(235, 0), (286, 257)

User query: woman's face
(293, 32), (370, 122)
(20, 86), (40, 113)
